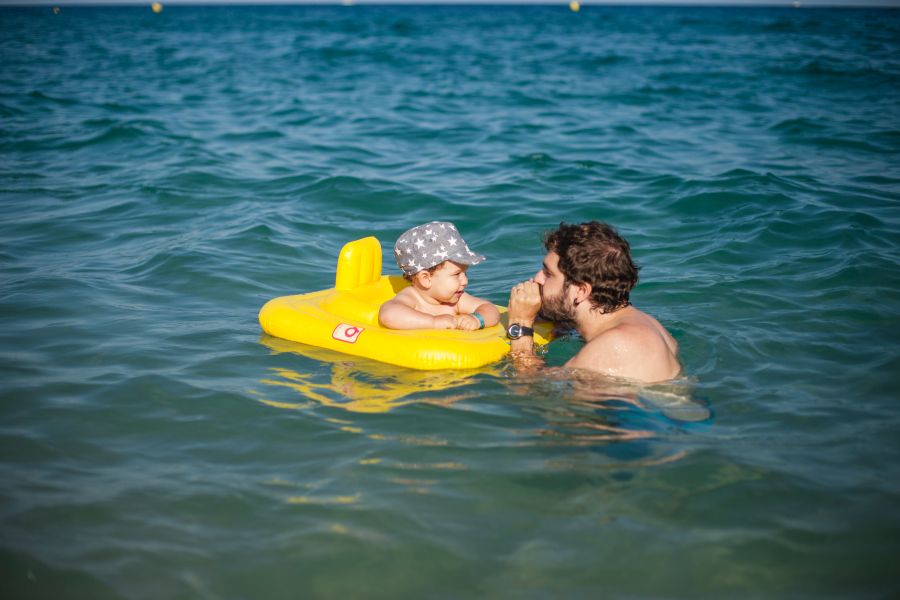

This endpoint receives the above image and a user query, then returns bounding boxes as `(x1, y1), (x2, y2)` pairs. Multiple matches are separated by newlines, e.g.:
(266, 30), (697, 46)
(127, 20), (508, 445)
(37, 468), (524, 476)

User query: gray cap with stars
(393, 221), (486, 277)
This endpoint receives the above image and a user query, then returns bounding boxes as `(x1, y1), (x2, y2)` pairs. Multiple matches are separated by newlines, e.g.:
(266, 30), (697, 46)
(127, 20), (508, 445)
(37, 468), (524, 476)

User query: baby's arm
(455, 293), (501, 330)
(379, 294), (456, 330)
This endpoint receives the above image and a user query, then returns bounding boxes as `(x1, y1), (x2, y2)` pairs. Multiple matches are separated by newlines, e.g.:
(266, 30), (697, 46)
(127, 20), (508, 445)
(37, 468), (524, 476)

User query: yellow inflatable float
(258, 236), (553, 370)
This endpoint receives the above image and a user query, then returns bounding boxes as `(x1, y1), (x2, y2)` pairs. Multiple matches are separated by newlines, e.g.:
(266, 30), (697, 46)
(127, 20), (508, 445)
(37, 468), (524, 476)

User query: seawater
(1, 5), (899, 599)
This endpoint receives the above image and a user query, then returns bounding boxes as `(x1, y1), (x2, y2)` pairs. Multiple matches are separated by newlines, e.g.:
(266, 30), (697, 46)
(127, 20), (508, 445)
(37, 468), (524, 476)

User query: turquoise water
(2, 4), (900, 598)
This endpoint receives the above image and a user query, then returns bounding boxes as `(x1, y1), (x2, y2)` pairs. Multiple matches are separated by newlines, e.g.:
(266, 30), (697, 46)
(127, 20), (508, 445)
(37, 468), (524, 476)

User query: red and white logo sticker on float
(332, 323), (364, 343)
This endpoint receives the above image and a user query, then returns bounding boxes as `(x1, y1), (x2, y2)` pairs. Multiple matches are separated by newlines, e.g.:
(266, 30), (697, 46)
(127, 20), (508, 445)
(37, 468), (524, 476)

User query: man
(507, 221), (681, 383)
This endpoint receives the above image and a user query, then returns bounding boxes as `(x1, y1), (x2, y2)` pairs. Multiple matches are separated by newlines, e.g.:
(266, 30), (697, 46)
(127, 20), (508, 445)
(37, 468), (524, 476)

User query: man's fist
(509, 280), (541, 325)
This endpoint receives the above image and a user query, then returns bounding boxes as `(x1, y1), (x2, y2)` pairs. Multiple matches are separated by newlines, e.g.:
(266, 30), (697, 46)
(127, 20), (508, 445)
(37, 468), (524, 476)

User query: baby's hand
(433, 314), (457, 329)
(454, 314), (481, 331)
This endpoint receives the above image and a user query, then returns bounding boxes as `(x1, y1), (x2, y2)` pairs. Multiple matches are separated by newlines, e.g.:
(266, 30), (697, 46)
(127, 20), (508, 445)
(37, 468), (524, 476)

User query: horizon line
(4, 0), (898, 7)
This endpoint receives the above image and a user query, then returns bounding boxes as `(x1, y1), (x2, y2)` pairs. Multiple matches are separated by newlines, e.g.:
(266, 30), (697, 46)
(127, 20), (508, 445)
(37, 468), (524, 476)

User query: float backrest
(335, 236), (383, 291)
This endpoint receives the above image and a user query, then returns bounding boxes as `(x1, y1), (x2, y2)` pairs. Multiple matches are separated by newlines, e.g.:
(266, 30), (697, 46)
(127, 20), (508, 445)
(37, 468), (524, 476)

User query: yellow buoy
(569, 1), (581, 12)
(151, 2), (163, 13)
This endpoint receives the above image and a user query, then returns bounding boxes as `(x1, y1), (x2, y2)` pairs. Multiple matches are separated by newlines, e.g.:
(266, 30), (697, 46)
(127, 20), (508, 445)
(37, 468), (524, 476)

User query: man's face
(534, 251), (577, 326)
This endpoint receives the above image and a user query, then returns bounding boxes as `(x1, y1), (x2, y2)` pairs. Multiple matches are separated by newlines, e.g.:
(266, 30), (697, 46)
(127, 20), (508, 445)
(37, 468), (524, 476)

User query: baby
(379, 221), (501, 330)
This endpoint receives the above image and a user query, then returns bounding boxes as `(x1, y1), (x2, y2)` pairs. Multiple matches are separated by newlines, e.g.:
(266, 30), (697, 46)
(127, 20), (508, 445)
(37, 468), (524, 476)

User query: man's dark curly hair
(544, 221), (640, 313)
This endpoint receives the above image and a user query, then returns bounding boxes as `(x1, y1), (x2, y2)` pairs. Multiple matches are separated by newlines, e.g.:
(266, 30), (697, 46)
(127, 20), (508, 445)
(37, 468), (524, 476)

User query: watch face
(507, 324), (521, 339)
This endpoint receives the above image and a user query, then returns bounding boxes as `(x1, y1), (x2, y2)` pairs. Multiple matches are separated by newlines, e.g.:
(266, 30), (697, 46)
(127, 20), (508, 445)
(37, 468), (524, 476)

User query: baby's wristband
(472, 312), (485, 329)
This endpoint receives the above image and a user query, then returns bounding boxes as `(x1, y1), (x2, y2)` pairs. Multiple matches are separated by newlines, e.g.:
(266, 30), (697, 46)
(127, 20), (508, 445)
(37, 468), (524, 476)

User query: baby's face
(426, 261), (469, 304)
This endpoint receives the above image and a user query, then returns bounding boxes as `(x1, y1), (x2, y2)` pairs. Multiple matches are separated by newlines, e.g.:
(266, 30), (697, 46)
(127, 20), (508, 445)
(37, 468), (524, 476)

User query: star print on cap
(393, 221), (486, 277)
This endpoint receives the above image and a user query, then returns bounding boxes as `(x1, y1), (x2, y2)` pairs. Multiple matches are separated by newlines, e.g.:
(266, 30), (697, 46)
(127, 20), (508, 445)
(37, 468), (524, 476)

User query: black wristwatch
(506, 323), (535, 340)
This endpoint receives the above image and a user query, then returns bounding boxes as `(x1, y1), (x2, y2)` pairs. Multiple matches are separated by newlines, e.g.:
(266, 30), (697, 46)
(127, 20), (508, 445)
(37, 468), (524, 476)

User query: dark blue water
(2, 4), (899, 598)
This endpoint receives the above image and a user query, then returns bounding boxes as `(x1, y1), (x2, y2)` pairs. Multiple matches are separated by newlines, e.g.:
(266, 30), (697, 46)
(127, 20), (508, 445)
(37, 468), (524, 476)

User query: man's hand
(509, 280), (542, 326)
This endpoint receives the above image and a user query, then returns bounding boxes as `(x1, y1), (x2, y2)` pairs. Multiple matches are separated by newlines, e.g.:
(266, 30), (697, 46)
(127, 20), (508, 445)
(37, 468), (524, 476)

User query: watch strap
(507, 323), (535, 339)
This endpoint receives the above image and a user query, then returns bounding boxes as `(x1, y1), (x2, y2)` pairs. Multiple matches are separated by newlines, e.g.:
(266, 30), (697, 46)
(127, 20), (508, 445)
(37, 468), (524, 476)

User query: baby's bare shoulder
(383, 287), (417, 307)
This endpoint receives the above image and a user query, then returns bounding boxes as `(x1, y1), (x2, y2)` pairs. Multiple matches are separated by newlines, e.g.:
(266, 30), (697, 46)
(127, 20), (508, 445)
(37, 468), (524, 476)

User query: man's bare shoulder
(566, 323), (650, 368)
(565, 319), (680, 383)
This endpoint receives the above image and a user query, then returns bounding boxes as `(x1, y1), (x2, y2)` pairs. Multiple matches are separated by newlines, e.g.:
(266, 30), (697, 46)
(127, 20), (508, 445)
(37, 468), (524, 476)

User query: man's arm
(564, 329), (627, 378)
(507, 280), (544, 372)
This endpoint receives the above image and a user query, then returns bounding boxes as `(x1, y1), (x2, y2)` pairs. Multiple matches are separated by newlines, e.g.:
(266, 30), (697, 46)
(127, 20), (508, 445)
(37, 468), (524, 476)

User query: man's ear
(572, 281), (592, 306)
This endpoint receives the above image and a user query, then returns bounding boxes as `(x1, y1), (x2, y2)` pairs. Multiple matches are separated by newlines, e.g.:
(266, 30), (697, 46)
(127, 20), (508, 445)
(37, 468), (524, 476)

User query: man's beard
(539, 285), (577, 328)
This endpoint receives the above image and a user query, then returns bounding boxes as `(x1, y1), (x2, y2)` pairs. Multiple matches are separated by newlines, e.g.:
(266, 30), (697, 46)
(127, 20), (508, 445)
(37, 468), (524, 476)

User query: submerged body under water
(1, 4), (899, 598)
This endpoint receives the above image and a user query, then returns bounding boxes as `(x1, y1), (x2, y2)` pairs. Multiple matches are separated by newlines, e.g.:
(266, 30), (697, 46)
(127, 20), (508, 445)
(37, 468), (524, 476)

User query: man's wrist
(508, 317), (535, 327)
(509, 335), (535, 356)
(507, 307), (536, 324)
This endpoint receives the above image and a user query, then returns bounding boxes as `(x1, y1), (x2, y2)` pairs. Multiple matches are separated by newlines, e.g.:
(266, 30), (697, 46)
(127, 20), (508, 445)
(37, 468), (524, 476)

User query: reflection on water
(257, 335), (711, 482)
(258, 334), (490, 413)
(640, 383), (712, 423)
(502, 368), (710, 469)
(568, 370), (712, 423)
(259, 334), (711, 428)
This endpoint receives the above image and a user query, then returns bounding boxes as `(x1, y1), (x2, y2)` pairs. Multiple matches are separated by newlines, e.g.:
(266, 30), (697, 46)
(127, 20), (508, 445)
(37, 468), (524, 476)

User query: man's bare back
(565, 305), (680, 382)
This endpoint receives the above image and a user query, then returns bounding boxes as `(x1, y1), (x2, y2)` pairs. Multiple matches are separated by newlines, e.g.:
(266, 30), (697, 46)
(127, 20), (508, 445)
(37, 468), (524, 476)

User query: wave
(218, 130), (285, 143)
(769, 117), (827, 135)
(772, 119), (896, 154)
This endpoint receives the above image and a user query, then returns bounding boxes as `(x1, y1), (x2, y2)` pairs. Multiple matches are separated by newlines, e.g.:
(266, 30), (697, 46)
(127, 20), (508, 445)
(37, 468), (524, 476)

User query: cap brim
(450, 252), (486, 266)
